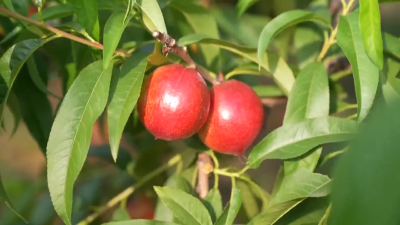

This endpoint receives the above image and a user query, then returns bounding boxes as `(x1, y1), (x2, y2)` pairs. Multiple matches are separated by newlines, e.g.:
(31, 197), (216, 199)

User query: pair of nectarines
(137, 64), (264, 156)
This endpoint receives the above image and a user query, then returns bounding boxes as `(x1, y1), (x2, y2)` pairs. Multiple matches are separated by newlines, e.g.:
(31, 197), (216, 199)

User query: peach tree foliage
(0, 0), (398, 224)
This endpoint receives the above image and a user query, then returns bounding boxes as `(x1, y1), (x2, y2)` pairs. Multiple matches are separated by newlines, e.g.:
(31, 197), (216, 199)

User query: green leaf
(70, 0), (100, 41)
(252, 85), (285, 97)
(103, 11), (132, 69)
(236, 0), (260, 17)
(154, 175), (178, 222)
(236, 180), (260, 220)
(380, 55), (400, 102)
(337, 12), (379, 122)
(283, 62), (329, 124)
(257, 10), (330, 69)
(294, 23), (324, 69)
(14, 68), (53, 154)
(178, 34), (295, 95)
(154, 186), (213, 225)
(1, 0), (14, 12)
(136, 0), (167, 33)
(280, 62), (329, 180)
(359, 0), (383, 69)
(328, 98), (400, 225)
(249, 170), (331, 225)
(111, 207), (131, 221)
(170, 0), (220, 67)
(30, 3), (74, 21)
(6, 91), (21, 136)
(203, 189), (223, 223)
(0, 173), (27, 223)
(108, 53), (147, 161)
(0, 38), (55, 127)
(26, 57), (60, 99)
(383, 32), (400, 59)
(46, 60), (113, 225)
(215, 187), (242, 225)
(248, 200), (302, 225)
(102, 220), (181, 225)
(176, 175), (197, 197)
(273, 168), (331, 204)
(247, 117), (358, 168)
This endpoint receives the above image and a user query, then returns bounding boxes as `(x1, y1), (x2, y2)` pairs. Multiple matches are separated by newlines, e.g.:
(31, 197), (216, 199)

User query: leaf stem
(76, 151), (187, 225)
(206, 151), (219, 189)
(152, 31), (220, 85)
(0, 6), (130, 58)
(317, 0), (357, 61)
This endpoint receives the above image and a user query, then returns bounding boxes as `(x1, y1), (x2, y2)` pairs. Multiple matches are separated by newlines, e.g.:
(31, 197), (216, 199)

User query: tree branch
(0, 6), (129, 57)
(152, 31), (220, 85)
(196, 153), (213, 199)
(77, 152), (186, 225)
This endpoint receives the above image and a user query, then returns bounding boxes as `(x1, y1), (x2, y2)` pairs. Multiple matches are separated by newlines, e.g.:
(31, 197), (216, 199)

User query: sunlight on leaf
(47, 60), (113, 225)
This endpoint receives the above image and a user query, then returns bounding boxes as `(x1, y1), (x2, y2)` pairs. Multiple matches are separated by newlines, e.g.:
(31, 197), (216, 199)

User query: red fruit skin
(198, 80), (264, 156)
(127, 195), (155, 220)
(137, 64), (210, 141)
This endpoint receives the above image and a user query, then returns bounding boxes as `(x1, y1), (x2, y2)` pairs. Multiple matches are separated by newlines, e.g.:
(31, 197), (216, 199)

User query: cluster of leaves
(1, 0), (400, 224)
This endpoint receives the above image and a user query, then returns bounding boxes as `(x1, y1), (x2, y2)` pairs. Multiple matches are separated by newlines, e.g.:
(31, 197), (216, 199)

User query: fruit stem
(77, 150), (189, 225)
(0, 6), (129, 58)
(206, 150), (220, 189)
(152, 31), (221, 86)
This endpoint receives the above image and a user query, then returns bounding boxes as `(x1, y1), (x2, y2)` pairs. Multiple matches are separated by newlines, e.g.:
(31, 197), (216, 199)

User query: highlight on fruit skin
(137, 63), (210, 141)
(198, 79), (264, 156)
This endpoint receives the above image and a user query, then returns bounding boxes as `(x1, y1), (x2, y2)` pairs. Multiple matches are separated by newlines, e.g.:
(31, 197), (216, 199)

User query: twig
(260, 97), (287, 108)
(196, 153), (213, 199)
(0, 6), (129, 58)
(77, 152), (185, 225)
(152, 31), (220, 85)
(317, 0), (357, 62)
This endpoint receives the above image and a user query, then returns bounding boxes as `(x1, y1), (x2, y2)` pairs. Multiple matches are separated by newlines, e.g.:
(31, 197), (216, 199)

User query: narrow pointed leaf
(103, 12), (132, 69)
(236, 0), (260, 17)
(383, 32), (400, 59)
(0, 173), (27, 223)
(70, 0), (100, 40)
(283, 62), (329, 124)
(273, 168), (331, 204)
(247, 200), (303, 225)
(247, 117), (358, 168)
(1, 0), (15, 11)
(26, 57), (60, 99)
(281, 62), (329, 182)
(47, 60), (113, 225)
(6, 92), (21, 136)
(154, 186), (213, 225)
(136, 0), (167, 33)
(30, 3), (74, 21)
(249, 170), (331, 225)
(359, 0), (383, 69)
(337, 12), (379, 122)
(257, 10), (330, 69)
(14, 70), (53, 154)
(178, 34), (294, 95)
(329, 98), (400, 225)
(0, 38), (55, 127)
(203, 189), (223, 223)
(102, 220), (181, 225)
(214, 187), (242, 225)
(170, 0), (219, 67)
(108, 53), (147, 161)
(236, 180), (260, 219)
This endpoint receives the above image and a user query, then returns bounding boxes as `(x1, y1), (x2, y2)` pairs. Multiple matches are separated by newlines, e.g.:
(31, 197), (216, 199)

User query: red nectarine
(198, 80), (264, 156)
(137, 64), (210, 141)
